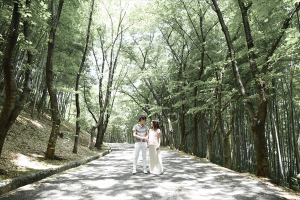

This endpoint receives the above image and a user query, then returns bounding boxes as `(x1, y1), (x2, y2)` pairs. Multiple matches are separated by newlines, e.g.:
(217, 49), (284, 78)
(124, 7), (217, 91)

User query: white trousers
(133, 142), (147, 171)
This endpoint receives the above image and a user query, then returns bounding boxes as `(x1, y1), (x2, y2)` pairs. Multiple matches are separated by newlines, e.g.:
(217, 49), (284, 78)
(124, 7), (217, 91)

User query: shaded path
(0, 143), (298, 200)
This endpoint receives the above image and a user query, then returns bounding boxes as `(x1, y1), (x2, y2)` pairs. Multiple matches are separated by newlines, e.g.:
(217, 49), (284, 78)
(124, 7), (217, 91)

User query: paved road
(0, 143), (298, 200)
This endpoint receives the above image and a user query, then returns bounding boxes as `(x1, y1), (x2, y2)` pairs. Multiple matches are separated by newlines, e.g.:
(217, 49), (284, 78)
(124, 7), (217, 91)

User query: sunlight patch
(31, 120), (44, 129)
(17, 115), (44, 129)
(12, 153), (57, 170)
(82, 179), (118, 189)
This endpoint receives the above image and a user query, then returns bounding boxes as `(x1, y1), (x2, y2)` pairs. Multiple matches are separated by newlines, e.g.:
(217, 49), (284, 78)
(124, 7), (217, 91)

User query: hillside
(0, 108), (107, 181)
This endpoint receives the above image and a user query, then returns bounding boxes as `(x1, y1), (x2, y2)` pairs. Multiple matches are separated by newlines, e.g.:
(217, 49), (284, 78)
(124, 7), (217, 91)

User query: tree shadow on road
(0, 143), (298, 200)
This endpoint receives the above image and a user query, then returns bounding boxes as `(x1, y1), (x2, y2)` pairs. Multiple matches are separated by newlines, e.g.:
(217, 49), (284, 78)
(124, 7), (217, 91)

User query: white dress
(148, 129), (163, 175)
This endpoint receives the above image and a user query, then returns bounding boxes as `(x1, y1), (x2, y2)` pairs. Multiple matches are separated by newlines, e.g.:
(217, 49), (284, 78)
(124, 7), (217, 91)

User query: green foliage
(1, 0), (299, 189)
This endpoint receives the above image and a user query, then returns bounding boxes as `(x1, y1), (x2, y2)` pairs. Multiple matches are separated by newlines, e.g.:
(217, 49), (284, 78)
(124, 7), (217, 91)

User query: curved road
(0, 143), (298, 200)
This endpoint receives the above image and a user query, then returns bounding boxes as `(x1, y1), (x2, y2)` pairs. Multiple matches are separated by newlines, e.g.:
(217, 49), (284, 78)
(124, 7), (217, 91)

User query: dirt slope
(0, 109), (105, 180)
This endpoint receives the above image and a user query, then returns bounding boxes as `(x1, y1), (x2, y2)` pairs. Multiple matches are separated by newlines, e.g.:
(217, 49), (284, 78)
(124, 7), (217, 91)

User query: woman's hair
(139, 116), (147, 122)
(152, 120), (160, 130)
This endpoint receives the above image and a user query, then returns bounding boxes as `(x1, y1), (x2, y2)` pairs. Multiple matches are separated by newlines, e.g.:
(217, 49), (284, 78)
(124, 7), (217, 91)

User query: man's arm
(133, 130), (139, 139)
(133, 130), (147, 141)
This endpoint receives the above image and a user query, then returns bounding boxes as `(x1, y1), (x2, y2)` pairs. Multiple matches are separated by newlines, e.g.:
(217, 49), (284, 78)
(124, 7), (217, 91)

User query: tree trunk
(206, 139), (213, 161)
(270, 91), (285, 179)
(193, 115), (198, 155)
(179, 104), (185, 151)
(223, 135), (231, 169)
(251, 119), (269, 176)
(88, 125), (96, 149)
(159, 112), (166, 145)
(32, 54), (45, 118)
(0, 1), (33, 156)
(98, 127), (105, 147)
(167, 116), (175, 149)
(235, 111), (241, 172)
(95, 115), (108, 148)
(203, 109), (218, 162)
(236, 0), (271, 177)
(282, 74), (300, 174)
(73, 0), (95, 154)
(95, 114), (104, 148)
(0, 2), (21, 155)
(37, 86), (47, 118)
(45, 0), (64, 159)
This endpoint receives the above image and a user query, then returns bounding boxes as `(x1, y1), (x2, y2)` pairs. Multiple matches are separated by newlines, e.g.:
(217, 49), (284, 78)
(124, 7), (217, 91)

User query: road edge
(0, 147), (112, 195)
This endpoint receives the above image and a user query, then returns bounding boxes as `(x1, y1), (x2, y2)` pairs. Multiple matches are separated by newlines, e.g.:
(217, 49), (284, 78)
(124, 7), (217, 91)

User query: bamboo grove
(0, 0), (300, 190)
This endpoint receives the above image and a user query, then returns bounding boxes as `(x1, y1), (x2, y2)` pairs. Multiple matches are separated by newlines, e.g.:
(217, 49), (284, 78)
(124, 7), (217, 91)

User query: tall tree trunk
(0, 2), (21, 155)
(83, 79), (98, 149)
(204, 109), (218, 161)
(206, 138), (213, 161)
(192, 44), (205, 155)
(223, 135), (231, 168)
(282, 74), (300, 174)
(0, 1), (21, 154)
(0, 1), (33, 156)
(73, 0), (95, 154)
(97, 126), (105, 148)
(193, 115), (199, 155)
(237, 0), (271, 177)
(89, 126), (97, 149)
(167, 116), (175, 149)
(95, 114), (104, 148)
(218, 100), (235, 169)
(32, 54), (46, 118)
(234, 108), (241, 172)
(179, 104), (185, 151)
(37, 85), (47, 118)
(270, 87), (285, 179)
(45, 0), (64, 159)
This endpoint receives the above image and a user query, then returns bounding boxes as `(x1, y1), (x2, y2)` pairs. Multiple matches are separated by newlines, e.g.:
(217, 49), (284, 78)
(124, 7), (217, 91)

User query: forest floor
(0, 107), (107, 181)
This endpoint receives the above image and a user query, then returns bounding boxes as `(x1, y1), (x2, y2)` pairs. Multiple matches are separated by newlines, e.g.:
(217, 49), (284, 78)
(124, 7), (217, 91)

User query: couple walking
(132, 116), (163, 175)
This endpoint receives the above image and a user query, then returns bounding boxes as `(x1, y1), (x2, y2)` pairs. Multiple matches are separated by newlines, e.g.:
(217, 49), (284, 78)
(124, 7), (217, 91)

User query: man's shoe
(143, 170), (148, 174)
(132, 169), (137, 174)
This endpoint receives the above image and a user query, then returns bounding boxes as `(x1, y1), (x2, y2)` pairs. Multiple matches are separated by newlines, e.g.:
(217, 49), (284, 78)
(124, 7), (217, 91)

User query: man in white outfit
(132, 116), (149, 174)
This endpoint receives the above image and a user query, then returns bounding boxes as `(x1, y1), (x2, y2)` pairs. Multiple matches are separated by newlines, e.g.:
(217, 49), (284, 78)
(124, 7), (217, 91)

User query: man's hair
(139, 116), (147, 122)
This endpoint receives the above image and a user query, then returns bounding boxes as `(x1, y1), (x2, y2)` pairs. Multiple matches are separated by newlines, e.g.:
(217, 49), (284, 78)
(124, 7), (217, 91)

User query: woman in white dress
(147, 120), (163, 175)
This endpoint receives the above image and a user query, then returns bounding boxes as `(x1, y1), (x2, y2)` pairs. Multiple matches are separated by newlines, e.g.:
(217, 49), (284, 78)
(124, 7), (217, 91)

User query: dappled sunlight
(30, 120), (44, 129)
(17, 115), (44, 129)
(1, 143), (298, 200)
(81, 179), (118, 189)
(12, 153), (57, 170)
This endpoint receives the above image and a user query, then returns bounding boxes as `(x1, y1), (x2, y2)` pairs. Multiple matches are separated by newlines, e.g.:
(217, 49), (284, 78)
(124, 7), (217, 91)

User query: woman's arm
(156, 132), (161, 150)
(146, 130), (149, 140)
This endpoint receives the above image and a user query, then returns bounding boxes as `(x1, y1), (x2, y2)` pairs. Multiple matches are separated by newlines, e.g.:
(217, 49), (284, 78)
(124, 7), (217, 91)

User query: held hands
(141, 137), (148, 142)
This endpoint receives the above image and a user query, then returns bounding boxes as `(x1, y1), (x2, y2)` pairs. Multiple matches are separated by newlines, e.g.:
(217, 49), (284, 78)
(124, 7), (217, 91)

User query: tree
(211, 0), (300, 177)
(73, 0), (95, 154)
(0, 0), (33, 156)
(45, 0), (64, 159)
(89, 1), (127, 149)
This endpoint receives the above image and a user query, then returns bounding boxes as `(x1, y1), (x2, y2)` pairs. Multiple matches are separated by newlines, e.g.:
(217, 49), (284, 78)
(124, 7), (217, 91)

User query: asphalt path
(0, 143), (298, 200)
